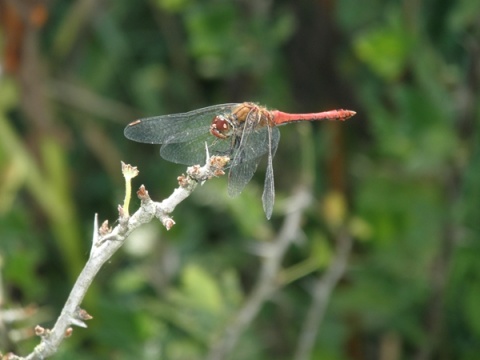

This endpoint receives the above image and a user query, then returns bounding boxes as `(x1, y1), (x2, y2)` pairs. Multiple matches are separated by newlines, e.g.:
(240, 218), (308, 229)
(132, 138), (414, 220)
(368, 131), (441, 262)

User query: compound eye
(210, 116), (231, 139)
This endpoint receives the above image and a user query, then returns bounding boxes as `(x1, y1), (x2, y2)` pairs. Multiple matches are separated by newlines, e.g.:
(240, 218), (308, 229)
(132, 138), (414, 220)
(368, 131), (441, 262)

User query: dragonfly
(124, 102), (355, 219)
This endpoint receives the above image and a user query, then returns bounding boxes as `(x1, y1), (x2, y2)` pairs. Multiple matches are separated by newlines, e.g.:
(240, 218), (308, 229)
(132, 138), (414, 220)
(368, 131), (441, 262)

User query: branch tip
(76, 308), (93, 321)
(164, 218), (176, 230)
(177, 174), (188, 187)
(70, 318), (87, 328)
(214, 169), (225, 177)
(118, 205), (125, 217)
(121, 162), (139, 180)
(34, 325), (48, 337)
(190, 165), (201, 176)
(210, 155), (230, 170)
(99, 220), (111, 236)
(137, 185), (149, 199)
(122, 162), (139, 218)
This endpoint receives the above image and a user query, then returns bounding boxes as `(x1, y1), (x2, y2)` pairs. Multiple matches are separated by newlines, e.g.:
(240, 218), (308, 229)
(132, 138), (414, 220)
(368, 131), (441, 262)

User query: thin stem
(206, 188), (311, 360)
(293, 230), (352, 360)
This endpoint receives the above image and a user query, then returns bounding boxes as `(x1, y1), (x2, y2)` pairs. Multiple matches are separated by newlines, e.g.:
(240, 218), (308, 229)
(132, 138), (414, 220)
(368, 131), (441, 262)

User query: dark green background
(1, 0), (479, 358)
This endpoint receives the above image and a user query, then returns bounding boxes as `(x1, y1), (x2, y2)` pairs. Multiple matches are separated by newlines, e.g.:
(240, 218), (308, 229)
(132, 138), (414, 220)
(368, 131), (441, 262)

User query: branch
(47, 80), (139, 123)
(3, 156), (229, 360)
(206, 188), (312, 360)
(293, 230), (353, 360)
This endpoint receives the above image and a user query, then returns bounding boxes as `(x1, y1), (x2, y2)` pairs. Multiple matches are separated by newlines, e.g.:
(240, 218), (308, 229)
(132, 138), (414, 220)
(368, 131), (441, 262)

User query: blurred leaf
(348, 216), (373, 242)
(183, 3), (293, 79)
(155, 0), (192, 13)
(449, 0), (480, 32)
(182, 263), (222, 311)
(354, 10), (412, 81)
(322, 190), (347, 229)
(131, 64), (168, 113)
(0, 76), (19, 110)
(184, 3), (239, 78)
(464, 282), (480, 337)
(150, 263), (243, 347)
(280, 232), (331, 285)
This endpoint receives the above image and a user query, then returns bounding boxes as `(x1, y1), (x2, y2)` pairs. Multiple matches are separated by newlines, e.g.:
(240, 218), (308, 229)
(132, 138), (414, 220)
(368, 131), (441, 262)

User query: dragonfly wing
(227, 111), (267, 195)
(270, 126), (280, 157)
(261, 127), (279, 219)
(230, 112), (265, 166)
(227, 127), (281, 198)
(124, 103), (239, 144)
(160, 133), (233, 165)
(227, 156), (262, 197)
(229, 123), (280, 166)
(160, 139), (208, 165)
(230, 130), (267, 168)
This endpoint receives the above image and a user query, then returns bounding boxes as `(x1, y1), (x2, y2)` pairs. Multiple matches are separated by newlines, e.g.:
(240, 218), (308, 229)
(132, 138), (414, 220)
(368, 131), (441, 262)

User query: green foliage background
(1, 0), (479, 359)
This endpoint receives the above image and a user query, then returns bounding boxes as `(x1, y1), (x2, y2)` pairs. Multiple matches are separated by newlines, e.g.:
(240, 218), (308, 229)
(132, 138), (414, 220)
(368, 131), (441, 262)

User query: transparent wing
(227, 156), (262, 198)
(261, 126), (279, 219)
(227, 126), (280, 197)
(230, 110), (265, 167)
(160, 133), (233, 165)
(124, 103), (239, 144)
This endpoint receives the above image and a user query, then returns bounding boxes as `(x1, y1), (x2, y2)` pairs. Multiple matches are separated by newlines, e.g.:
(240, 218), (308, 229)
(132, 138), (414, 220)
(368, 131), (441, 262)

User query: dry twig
(4, 156), (228, 360)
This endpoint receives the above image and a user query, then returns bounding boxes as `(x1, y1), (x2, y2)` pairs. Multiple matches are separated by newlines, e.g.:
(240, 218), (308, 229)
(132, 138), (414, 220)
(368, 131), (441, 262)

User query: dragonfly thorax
(210, 115), (234, 139)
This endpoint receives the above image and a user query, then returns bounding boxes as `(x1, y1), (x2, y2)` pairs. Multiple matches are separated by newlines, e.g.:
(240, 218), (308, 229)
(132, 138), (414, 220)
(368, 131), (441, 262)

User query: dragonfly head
(210, 115), (233, 139)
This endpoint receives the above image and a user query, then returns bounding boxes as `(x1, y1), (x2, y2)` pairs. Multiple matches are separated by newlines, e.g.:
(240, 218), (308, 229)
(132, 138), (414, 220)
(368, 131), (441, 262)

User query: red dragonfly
(125, 102), (355, 219)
